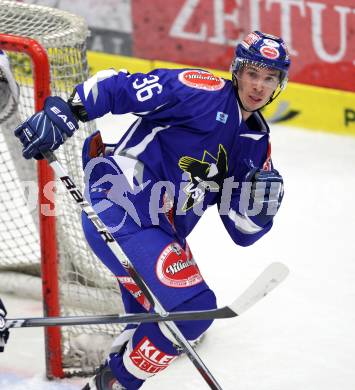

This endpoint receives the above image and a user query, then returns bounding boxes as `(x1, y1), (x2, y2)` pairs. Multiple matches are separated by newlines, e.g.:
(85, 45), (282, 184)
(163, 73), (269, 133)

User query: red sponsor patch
(178, 70), (225, 91)
(156, 242), (203, 288)
(129, 337), (177, 375)
(260, 46), (280, 60)
(117, 276), (151, 311)
(243, 32), (261, 47)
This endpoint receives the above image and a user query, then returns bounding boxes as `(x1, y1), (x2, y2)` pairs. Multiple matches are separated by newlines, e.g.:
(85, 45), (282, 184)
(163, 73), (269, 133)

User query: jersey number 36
(133, 75), (163, 102)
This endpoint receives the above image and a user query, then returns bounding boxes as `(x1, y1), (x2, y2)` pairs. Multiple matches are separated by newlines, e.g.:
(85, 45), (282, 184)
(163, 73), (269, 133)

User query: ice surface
(1, 117), (355, 389)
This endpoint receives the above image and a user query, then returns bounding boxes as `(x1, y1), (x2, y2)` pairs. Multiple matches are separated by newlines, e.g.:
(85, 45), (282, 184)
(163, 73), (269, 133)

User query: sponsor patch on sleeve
(178, 70), (225, 91)
(241, 31), (261, 48)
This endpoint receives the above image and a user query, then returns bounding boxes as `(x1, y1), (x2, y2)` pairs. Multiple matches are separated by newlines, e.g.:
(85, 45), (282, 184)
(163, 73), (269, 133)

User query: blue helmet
(231, 31), (291, 88)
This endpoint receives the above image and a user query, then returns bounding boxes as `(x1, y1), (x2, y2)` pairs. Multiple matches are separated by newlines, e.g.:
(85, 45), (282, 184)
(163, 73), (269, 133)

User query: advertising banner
(132, 0), (355, 92)
(20, 0), (355, 135)
(24, 0), (355, 92)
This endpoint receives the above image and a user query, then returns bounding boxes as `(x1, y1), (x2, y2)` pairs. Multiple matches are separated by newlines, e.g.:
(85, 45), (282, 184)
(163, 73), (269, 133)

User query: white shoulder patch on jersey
(133, 102), (169, 116)
(228, 209), (263, 234)
(124, 125), (170, 158)
(83, 69), (118, 102)
(240, 133), (266, 141)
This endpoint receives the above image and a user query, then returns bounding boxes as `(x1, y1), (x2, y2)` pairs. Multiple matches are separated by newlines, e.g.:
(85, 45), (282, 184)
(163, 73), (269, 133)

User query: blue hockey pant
(82, 200), (216, 389)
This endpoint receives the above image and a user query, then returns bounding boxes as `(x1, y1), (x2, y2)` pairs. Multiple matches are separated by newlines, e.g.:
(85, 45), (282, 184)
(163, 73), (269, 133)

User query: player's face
(236, 65), (280, 112)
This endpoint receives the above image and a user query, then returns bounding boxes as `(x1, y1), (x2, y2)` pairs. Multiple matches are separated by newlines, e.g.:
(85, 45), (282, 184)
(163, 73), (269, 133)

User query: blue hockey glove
(14, 96), (78, 160)
(243, 166), (284, 227)
(0, 299), (9, 352)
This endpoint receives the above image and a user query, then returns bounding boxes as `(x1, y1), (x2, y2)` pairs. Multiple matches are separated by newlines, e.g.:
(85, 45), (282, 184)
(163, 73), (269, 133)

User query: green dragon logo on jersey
(178, 144), (228, 212)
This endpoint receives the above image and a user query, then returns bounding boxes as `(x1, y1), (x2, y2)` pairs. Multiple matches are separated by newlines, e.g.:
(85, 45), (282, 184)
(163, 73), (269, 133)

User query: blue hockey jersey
(76, 68), (274, 247)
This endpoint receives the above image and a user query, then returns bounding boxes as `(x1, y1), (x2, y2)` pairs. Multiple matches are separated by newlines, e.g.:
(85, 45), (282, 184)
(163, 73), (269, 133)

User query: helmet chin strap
(232, 73), (279, 113)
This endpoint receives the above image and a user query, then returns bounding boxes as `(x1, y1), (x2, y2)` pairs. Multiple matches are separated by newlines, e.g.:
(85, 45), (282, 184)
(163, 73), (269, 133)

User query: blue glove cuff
(44, 96), (78, 136)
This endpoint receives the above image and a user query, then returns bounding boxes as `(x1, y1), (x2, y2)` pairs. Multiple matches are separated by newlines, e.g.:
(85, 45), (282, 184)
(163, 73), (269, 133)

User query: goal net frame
(0, 32), (65, 377)
(0, 1), (124, 379)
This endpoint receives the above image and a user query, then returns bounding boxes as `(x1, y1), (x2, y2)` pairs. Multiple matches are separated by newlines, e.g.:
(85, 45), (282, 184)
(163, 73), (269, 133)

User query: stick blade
(230, 262), (289, 315)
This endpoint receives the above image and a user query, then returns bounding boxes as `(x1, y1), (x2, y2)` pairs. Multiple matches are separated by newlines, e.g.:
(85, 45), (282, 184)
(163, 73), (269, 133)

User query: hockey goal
(0, 1), (124, 378)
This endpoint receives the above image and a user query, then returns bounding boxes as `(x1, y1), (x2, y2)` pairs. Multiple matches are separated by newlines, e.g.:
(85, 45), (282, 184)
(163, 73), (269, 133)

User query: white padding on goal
(0, 271), (123, 313)
(0, 271), (42, 300)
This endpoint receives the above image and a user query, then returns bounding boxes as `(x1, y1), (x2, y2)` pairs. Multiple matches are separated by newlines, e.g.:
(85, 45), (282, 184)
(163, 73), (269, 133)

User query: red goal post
(0, 32), (63, 378)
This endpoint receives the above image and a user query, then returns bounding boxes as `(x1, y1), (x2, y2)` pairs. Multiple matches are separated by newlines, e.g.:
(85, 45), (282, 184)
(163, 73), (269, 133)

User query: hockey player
(13, 31), (290, 389)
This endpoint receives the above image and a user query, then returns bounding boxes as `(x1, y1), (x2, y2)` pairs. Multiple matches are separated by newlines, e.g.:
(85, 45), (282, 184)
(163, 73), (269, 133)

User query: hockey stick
(42, 151), (223, 389)
(4, 262), (289, 329)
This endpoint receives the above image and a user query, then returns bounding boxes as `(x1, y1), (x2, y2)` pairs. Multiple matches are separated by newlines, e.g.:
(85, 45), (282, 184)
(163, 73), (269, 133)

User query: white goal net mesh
(0, 0), (124, 376)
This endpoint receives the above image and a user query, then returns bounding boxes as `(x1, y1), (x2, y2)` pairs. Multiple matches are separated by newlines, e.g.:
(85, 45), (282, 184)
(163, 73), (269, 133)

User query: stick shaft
(6, 307), (235, 329)
(5, 262), (289, 329)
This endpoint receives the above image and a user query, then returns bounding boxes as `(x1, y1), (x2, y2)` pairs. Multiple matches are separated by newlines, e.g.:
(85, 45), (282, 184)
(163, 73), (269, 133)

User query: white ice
(1, 114), (355, 389)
